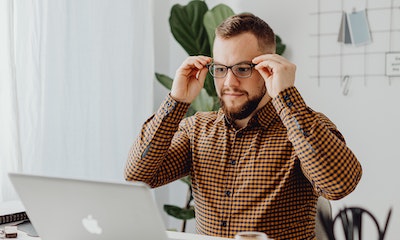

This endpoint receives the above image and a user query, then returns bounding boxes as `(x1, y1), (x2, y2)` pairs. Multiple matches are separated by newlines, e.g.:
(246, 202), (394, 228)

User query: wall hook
(342, 75), (351, 96)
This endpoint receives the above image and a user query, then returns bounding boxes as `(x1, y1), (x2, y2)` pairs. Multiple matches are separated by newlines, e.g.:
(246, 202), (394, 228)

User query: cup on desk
(234, 231), (268, 240)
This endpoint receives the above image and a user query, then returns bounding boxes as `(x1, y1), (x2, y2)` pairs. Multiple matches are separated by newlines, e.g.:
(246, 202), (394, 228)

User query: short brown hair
(215, 13), (276, 53)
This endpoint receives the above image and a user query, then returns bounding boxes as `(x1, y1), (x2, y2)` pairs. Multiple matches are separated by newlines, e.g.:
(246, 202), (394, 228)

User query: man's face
(213, 32), (270, 122)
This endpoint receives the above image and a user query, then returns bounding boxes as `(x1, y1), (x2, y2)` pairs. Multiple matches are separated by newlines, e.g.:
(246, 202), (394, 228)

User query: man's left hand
(252, 54), (296, 98)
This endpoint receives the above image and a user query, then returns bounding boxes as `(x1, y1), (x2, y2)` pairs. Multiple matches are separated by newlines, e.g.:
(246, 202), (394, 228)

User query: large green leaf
(191, 88), (214, 112)
(275, 35), (286, 55)
(203, 4), (235, 54)
(155, 73), (173, 90)
(203, 73), (217, 98)
(169, 1), (210, 56)
(163, 204), (195, 220)
(180, 176), (192, 186)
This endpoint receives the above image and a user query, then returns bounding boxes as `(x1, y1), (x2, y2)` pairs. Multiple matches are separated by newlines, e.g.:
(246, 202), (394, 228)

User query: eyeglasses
(207, 62), (257, 78)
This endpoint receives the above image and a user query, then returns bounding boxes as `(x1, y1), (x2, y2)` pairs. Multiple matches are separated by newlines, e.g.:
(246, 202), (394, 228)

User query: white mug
(234, 231), (268, 240)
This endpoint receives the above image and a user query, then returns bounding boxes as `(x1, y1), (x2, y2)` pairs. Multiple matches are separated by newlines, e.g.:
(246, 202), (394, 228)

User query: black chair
(319, 206), (392, 240)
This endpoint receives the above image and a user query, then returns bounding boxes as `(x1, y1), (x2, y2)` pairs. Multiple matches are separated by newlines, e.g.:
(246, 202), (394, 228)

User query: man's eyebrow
(212, 60), (253, 65)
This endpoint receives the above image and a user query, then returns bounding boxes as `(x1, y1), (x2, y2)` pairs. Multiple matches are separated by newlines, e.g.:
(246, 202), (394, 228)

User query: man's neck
(233, 95), (272, 129)
(233, 118), (249, 129)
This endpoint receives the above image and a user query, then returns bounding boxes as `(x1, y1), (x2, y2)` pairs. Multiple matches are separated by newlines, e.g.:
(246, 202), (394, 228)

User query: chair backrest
(319, 206), (392, 240)
(315, 197), (332, 240)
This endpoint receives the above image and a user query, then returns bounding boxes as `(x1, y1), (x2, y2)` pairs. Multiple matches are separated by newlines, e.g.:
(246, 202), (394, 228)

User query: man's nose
(223, 69), (240, 87)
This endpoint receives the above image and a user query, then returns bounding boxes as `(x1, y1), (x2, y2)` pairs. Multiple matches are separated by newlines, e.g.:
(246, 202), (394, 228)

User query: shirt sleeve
(272, 86), (362, 200)
(124, 94), (192, 188)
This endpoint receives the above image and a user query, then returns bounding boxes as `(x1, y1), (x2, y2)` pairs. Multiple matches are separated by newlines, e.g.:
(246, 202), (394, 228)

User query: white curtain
(0, 0), (154, 202)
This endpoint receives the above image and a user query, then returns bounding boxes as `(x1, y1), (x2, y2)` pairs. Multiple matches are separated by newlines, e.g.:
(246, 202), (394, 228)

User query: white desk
(167, 231), (232, 240)
(14, 230), (233, 240)
(1, 200), (232, 240)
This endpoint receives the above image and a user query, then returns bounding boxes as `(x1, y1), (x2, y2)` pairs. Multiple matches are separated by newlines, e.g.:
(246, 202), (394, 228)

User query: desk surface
(2, 201), (232, 240)
(167, 231), (233, 240)
(15, 230), (233, 240)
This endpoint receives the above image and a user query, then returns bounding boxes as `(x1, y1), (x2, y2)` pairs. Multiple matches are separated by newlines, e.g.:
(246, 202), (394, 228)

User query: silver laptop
(8, 172), (169, 240)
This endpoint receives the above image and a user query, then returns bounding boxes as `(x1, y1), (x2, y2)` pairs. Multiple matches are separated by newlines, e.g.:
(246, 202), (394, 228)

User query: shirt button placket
(230, 131), (242, 166)
(236, 132), (243, 138)
(225, 190), (231, 197)
(224, 130), (242, 235)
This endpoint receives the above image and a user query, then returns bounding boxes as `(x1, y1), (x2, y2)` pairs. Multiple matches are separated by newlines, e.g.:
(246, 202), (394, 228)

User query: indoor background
(1, 0), (399, 239)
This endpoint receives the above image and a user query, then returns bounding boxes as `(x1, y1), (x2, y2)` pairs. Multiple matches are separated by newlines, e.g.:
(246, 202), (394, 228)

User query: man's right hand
(170, 56), (212, 103)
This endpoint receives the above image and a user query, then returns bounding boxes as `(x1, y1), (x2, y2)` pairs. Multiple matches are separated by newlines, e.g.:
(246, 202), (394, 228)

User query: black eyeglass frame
(207, 62), (257, 78)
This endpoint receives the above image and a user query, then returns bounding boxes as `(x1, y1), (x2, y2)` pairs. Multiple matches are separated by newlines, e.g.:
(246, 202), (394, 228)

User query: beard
(220, 85), (266, 123)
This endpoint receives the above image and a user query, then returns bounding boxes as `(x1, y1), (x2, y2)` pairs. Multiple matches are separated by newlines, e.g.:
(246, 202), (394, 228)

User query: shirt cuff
(272, 86), (307, 119)
(156, 93), (191, 123)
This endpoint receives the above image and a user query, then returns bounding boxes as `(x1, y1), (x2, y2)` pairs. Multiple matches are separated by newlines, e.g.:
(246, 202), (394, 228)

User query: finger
(191, 55), (212, 65)
(254, 55), (296, 74)
(193, 61), (206, 70)
(196, 56), (212, 70)
(252, 53), (280, 61)
(252, 54), (290, 65)
(183, 56), (212, 72)
(197, 67), (209, 82)
(252, 54), (271, 64)
(255, 65), (273, 78)
(254, 61), (277, 76)
(197, 55), (213, 63)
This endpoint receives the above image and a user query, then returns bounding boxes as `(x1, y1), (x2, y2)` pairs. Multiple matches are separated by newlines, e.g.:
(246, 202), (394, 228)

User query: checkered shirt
(125, 86), (362, 239)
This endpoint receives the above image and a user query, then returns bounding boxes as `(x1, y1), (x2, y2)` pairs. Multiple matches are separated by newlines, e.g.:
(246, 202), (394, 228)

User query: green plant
(156, 1), (234, 117)
(156, 0), (286, 232)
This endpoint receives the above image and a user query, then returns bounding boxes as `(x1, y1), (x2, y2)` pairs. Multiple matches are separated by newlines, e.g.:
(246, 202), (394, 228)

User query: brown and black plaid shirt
(125, 86), (362, 239)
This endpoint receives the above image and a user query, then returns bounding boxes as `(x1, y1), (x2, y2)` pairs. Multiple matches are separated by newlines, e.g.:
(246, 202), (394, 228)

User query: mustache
(221, 88), (248, 96)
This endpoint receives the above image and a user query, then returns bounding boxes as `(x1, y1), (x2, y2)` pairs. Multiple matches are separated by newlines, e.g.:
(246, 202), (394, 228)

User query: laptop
(8, 172), (170, 240)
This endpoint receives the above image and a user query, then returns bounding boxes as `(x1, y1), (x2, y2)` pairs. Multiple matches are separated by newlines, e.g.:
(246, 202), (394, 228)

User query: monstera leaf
(164, 205), (195, 220)
(203, 4), (235, 53)
(157, 0), (236, 114)
(191, 89), (215, 112)
(155, 73), (173, 90)
(169, 1), (210, 56)
(276, 35), (286, 55)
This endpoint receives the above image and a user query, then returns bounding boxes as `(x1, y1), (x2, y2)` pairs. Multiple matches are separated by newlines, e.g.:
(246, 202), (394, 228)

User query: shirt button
(287, 102), (293, 107)
(283, 94), (290, 101)
(236, 132), (243, 138)
(221, 221), (227, 227)
(225, 190), (231, 197)
(231, 160), (236, 165)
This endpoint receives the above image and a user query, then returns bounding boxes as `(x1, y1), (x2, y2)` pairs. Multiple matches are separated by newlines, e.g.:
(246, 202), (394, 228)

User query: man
(125, 13), (362, 239)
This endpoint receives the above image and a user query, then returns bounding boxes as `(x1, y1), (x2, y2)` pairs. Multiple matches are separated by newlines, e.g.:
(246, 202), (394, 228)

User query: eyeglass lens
(208, 63), (255, 78)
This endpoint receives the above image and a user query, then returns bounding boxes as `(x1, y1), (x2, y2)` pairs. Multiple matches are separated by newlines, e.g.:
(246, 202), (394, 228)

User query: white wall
(153, 0), (400, 237)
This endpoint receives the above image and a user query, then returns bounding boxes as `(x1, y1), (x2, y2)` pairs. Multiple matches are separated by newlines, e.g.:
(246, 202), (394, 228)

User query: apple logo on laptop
(82, 215), (103, 235)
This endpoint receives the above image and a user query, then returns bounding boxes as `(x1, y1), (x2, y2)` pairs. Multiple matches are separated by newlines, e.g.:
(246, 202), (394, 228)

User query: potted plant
(155, 0), (286, 232)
